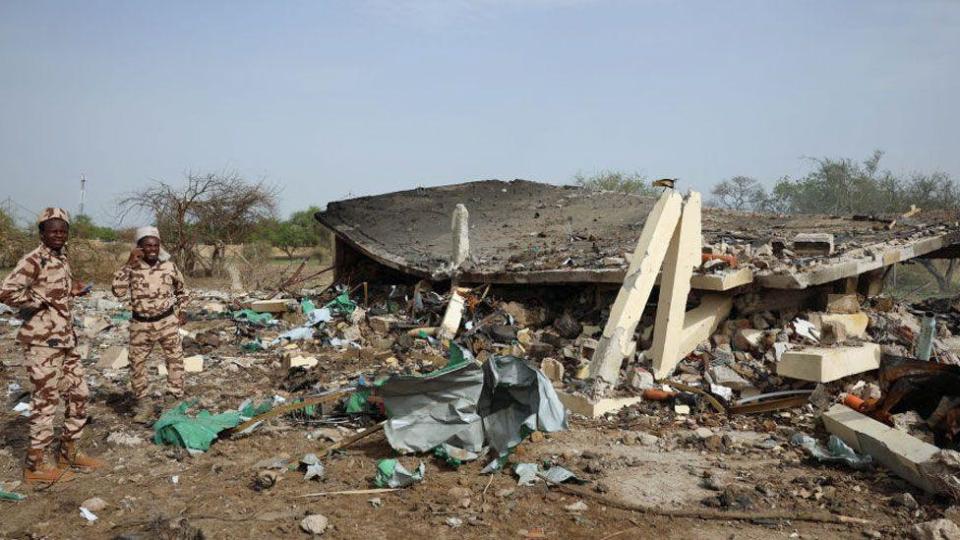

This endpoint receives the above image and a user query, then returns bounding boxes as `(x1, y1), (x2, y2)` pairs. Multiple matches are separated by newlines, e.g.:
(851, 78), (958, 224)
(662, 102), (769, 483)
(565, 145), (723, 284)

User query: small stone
(81, 497), (107, 512)
(636, 432), (660, 446)
(892, 492), (919, 510)
(496, 488), (515, 498)
(564, 500), (588, 512)
(695, 427), (713, 439)
(674, 404), (691, 415)
(862, 529), (882, 539)
(946, 506), (960, 526)
(300, 514), (329, 535)
(368, 497), (382, 508)
(529, 431), (545, 443)
(910, 519), (960, 540)
(446, 517), (463, 528)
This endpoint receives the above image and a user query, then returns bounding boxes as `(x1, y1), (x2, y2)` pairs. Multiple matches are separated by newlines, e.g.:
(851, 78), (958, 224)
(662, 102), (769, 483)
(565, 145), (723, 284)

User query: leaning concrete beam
(588, 191), (683, 396)
(451, 204), (470, 267)
(651, 192), (702, 380)
(822, 404), (941, 494)
(777, 342), (881, 382)
(676, 294), (733, 365)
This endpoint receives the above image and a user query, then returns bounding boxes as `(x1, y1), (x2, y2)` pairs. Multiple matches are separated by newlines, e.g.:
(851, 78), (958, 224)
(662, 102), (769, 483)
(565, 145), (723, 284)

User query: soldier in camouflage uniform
(0, 208), (105, 484)
(112, 227), (189, 423)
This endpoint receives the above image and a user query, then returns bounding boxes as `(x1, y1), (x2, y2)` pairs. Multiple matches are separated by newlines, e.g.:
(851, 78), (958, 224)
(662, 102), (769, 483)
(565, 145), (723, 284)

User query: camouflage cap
(37, 207), (70, 225)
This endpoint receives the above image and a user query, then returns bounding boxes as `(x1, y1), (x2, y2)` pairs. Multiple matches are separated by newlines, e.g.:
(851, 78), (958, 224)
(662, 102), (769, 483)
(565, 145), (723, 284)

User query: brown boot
(24, 449), (76, 485)
(57, 441), (105, 472)
(133, 399), (155, 425)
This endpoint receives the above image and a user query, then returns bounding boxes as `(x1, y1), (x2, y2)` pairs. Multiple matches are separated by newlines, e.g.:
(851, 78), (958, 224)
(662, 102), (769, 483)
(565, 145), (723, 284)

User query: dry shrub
(68, 240), (127, 284)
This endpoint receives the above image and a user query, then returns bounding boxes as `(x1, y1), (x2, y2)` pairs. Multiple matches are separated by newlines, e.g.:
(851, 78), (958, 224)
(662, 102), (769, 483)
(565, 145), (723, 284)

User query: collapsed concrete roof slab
(316, 179), (960, 289)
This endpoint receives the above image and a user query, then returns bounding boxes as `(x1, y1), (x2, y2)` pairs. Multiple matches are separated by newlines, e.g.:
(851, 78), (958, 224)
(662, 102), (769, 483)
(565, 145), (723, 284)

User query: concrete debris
(910, 519), (960, 540)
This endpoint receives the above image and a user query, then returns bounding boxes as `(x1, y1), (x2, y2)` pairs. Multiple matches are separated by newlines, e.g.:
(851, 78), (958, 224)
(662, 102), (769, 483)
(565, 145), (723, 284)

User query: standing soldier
(0, 208), (104, 484)
(112, 227), (188, 423)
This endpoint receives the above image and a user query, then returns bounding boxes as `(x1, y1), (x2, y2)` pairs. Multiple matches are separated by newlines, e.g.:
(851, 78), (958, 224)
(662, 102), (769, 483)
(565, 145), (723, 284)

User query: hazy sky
(1, 0), (958, 225)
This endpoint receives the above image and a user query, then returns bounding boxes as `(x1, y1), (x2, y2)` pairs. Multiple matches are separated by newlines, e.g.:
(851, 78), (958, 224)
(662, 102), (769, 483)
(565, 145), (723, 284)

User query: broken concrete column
(451, 204), (469, 267)
(651, 192), (702, 380)
(588, 191), (683, 397)
(822, 403), (942, 494)
(438, 287), (469, 341)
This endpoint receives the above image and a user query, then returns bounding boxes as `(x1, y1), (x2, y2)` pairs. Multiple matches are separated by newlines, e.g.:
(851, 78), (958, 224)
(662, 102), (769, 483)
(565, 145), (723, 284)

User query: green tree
(573, 170), (658, 196)
(73, 214), (118, 241)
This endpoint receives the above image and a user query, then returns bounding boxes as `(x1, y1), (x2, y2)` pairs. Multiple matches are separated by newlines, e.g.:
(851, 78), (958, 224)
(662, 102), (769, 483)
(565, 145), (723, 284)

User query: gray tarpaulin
(379, 359), (486, 454)
(480, 356), (568, 457)
(378, 354), (567, 461)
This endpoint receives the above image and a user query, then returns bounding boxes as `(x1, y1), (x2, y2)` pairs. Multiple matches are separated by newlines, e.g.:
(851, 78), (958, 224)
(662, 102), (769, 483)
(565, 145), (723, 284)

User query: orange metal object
(701, 253), (738, 268)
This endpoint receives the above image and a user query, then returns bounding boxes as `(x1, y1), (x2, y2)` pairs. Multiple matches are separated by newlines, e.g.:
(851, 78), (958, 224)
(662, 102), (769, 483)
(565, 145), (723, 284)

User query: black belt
(132, 307), (175, 323)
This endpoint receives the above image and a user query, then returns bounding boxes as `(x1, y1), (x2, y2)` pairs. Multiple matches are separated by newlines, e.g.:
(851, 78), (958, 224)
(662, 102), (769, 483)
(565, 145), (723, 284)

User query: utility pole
(79, 174), (86, 217)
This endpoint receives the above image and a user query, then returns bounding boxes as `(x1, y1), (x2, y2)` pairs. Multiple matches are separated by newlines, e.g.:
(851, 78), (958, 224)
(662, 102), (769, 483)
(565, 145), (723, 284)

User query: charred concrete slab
(316, 179), (960, 289)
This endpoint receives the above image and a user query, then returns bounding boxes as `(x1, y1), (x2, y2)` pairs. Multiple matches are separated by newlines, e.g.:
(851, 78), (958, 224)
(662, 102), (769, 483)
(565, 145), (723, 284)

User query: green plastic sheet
(374, 459), (425, 488)
(324, 292), (356, 315)
(0, 490), (25, 502)
(232, 309), (275, 326)
(153, 401), (242, 452)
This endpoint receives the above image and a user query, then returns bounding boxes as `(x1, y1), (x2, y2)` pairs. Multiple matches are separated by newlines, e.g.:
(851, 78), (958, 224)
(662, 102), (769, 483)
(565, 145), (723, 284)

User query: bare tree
(118, 171), (278, 276)
(710, 176), (764, 210)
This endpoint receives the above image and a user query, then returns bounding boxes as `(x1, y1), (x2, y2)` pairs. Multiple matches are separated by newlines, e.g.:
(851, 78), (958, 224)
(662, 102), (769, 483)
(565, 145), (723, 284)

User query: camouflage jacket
(0, 244), (77, 348)
(111, 260), (188, 318)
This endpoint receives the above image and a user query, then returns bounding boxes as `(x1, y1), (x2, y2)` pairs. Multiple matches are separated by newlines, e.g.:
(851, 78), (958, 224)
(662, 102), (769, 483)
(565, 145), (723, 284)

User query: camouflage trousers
(129, 315), (184, 400)
(26, 346), (89, 452)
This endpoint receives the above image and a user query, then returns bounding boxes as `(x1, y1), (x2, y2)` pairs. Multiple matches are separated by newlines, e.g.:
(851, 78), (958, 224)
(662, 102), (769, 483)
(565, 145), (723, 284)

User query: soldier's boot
(23, 449), (76, 484)
(57, 441), (106, 472)
(132, 399), (155, 425)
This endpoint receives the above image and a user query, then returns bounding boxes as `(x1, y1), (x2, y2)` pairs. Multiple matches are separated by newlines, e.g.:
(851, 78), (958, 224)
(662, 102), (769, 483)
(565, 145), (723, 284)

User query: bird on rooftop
(652, 178), (677, 190)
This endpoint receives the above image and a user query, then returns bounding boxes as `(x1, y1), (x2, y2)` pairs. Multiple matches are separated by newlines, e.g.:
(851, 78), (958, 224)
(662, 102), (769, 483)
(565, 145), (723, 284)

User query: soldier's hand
(127, 248), (144, 267)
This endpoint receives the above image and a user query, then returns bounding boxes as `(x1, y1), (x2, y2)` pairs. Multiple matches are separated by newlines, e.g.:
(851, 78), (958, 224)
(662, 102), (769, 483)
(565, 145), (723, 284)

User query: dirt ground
(0, 286), (954, 539)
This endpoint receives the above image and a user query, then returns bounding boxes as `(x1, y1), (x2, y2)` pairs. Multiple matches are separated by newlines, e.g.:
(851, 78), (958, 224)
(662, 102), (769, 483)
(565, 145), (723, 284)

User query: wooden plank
(651, 192), (702, 380)
(587, 191), (683, 395)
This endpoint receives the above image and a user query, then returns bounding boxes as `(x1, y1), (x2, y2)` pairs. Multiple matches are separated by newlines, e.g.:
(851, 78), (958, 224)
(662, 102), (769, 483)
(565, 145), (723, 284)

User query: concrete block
(826, 294), (860, 314)
(540, 358), (564, 384)
(250, 299), (289, 313)
(777, 342), (881, 382)
(733, 328), (763, 351)
(822, 404), (941, 493)
(817, 312), (869, 338)
(368, 315), (397, 335)
(98, 346), (129, 369)
(183, 355), (204, 373)
(792, 233), (834, 256)
(284, 355), (318, 369)
(556, 391), (642, 419)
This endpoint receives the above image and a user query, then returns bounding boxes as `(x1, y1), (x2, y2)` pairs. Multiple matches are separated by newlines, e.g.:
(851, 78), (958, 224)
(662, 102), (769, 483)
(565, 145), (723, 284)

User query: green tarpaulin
(153, 401), (242, 452)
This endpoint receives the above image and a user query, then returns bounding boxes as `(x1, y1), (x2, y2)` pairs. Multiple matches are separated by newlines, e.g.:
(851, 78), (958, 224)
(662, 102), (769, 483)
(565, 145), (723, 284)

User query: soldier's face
(40, 219), (69, 251)
(139, 236), (161, 264)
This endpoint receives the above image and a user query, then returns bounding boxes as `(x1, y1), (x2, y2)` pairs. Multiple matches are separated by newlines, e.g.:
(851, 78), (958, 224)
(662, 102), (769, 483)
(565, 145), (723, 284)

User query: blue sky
(1, 0), (958, 225)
